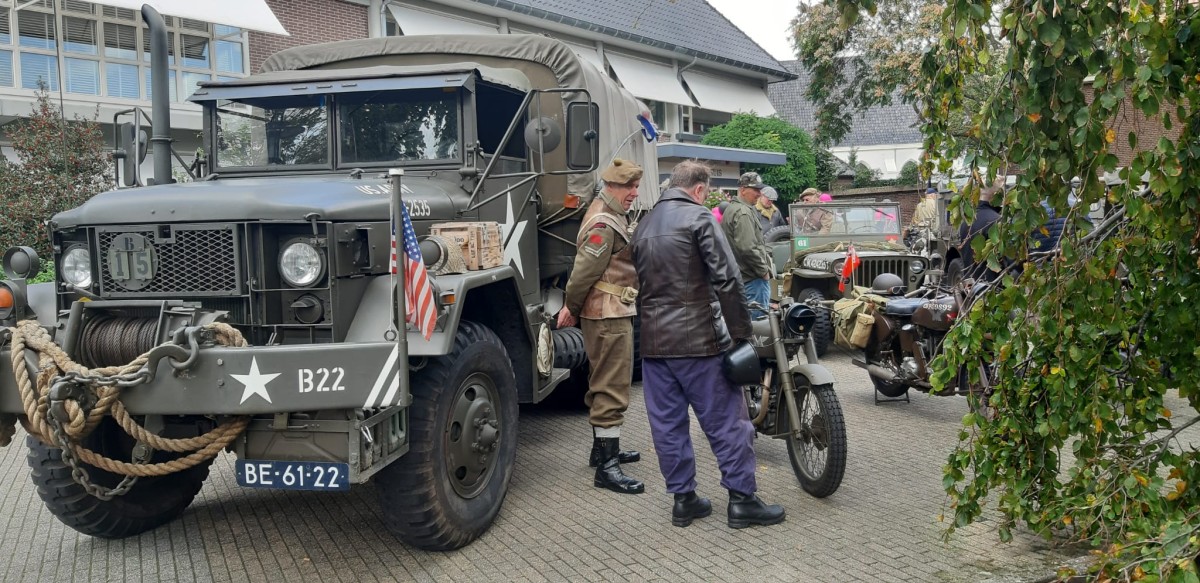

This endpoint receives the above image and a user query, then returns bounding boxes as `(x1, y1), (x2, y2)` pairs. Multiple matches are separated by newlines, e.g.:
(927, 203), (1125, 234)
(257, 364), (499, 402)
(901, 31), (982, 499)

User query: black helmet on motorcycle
(721, 340), (760, 385)
(871, 273), (904, 294)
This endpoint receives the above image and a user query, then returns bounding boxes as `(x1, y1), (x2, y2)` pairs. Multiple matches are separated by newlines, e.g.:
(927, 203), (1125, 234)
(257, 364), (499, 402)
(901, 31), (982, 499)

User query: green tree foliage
(700, 113), (828, 202)
(898, 160), (921, 186)
(831, 0), (1200, 580)
(792, 0), (1003, 148)
(0, 90), (109, 259)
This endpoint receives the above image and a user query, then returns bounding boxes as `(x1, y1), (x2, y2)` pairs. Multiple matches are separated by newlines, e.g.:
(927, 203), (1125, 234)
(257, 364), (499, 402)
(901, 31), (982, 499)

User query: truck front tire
(25, 418), (212, 538)
(374, 320), (518, 551)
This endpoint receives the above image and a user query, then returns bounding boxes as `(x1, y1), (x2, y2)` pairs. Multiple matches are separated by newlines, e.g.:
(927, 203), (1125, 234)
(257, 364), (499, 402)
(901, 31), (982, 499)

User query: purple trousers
(642, 356), (757, 494)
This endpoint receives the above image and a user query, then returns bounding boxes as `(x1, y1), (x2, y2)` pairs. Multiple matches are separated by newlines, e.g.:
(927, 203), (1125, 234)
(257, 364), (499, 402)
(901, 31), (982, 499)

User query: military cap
(601, 159), (644, 185)
(738, 172), (766, 189)
(800, 187), (822, 199)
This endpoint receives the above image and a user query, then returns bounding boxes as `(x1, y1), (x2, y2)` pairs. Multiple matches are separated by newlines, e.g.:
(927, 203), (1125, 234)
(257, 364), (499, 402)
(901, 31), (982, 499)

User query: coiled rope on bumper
(1, 320), (250, 477)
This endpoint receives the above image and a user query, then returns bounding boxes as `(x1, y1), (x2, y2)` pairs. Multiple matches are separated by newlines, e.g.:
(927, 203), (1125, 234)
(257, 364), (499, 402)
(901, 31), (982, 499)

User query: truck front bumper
(0, 340), (408, 415)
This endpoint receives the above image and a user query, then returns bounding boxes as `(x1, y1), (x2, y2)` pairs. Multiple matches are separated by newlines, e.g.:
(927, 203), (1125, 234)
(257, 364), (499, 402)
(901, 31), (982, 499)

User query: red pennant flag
(838, 244), (860, 293)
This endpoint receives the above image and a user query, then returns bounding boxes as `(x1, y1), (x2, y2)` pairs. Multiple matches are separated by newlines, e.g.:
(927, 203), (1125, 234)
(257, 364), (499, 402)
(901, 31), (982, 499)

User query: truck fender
(25, 281), (56, 326)
(344, 267), (526, 357)
(789, 363), (836, 387)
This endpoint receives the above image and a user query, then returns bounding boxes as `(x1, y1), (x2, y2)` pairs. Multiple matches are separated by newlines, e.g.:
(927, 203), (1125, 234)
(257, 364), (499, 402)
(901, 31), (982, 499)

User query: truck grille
(97, 225), (242, 297)
(858, 258), (909, 287)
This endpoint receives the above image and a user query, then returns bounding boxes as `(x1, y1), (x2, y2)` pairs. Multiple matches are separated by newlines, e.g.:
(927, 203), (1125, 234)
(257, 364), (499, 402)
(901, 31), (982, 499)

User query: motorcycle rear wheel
(786, 382), (847, 498)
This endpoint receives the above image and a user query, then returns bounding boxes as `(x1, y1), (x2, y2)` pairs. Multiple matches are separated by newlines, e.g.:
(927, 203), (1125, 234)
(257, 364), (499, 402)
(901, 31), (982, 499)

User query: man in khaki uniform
(556, 159), (645, 495)
(911, 187), (940, 230)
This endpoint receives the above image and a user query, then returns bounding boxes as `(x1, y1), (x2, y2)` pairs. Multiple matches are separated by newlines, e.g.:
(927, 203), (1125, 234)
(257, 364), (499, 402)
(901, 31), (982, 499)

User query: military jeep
(773, 201), (929, 355)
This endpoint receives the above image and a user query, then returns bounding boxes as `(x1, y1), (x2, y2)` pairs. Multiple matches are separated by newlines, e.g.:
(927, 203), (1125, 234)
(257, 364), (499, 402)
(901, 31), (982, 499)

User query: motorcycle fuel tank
(912, 295), (959, 331)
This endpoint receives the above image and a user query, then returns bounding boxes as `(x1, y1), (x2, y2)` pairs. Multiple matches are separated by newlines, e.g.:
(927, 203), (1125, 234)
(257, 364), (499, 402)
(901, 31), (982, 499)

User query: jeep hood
(52, 175), (464, 227)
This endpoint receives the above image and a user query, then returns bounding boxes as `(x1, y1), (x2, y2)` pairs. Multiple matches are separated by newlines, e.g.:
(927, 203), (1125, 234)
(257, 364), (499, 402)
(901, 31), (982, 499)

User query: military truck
(0, 7), (657, 551)
(772, 201), (930, 355)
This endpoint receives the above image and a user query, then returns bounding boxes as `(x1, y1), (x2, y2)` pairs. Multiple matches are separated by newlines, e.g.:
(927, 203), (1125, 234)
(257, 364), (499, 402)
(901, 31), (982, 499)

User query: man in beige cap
(556, 158), (645, 494)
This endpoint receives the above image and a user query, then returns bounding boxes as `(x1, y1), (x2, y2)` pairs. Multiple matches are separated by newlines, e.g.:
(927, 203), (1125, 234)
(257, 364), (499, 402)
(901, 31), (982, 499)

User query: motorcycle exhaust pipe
(867, 363), (902, 384)
(752, 368), (773, 427)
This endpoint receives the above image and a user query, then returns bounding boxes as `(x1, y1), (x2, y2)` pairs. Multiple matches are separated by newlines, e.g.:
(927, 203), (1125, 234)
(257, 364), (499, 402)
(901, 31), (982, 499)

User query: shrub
(0, 87), (109, 260)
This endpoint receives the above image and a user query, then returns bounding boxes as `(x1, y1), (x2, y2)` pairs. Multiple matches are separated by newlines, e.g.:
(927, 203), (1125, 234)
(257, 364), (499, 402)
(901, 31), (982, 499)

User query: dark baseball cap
(738, 172), (765, 189)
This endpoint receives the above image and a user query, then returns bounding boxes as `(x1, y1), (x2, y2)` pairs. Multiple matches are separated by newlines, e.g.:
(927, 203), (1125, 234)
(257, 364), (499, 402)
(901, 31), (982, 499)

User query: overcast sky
(707, 0), (799, 62)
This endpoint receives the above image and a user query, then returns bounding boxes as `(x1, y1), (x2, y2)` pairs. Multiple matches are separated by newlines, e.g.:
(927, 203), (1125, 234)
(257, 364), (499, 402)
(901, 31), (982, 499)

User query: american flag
(392, 204), (437, 340)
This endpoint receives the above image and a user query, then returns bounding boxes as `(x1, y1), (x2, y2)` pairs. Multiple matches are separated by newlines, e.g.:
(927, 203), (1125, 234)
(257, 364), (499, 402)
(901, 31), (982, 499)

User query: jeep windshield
(213, 89), (461, 170)
(789, 202), (902, 239)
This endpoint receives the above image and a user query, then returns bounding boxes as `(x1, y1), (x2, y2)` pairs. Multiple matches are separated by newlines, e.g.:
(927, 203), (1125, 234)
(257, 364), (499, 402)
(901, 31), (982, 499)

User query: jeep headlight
(910, 259), (926, 275)
(279, 241), (324, 287)
(831, 259), (844, 274)
(61, 246), (93, 288)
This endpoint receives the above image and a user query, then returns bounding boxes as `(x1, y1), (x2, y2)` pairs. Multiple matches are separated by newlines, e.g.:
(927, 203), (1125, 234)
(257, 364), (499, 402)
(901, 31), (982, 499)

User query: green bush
(0, 87), (109, 260)
(700, 113), (828, 203)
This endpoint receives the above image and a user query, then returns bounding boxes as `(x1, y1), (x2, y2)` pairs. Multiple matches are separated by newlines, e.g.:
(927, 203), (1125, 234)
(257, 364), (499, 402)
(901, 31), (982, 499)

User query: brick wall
(249, 0), (369, 73)
(1082, 82), (1183, 168)
(827, 185), (924, 226)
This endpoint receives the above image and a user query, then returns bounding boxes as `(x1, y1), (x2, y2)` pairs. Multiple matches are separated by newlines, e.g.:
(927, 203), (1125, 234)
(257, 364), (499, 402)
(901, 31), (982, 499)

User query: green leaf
(1037, 20), (1061, 45)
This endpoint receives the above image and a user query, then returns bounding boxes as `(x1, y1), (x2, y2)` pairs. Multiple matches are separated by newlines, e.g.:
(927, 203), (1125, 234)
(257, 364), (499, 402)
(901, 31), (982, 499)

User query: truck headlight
(910, 259), (926, 275)
(279, 241), (324, 287)
(61, 246), (93, 288)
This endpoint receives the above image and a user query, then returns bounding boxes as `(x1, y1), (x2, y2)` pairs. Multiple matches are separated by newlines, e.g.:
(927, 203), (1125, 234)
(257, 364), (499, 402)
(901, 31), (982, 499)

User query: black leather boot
(727, 490), (785, 528)
(672, 492), (712, 527)
(593, 438), (645, 494)
(588, 436), (641, 467)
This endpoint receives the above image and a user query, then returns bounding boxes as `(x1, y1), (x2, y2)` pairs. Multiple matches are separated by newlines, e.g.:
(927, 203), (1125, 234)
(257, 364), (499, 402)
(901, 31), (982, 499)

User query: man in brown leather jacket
(630, 160), (786, 529)
(556, 159), (644, 494)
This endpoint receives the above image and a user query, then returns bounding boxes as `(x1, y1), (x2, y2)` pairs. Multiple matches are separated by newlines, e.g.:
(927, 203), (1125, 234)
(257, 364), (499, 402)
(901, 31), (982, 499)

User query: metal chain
(43, 358), (155, 498)
(48, 413), (140, 501)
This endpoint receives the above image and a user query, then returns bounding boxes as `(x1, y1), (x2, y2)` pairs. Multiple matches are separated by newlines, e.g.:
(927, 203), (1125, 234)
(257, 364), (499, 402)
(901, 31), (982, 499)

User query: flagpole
(389, 168), (409, 404)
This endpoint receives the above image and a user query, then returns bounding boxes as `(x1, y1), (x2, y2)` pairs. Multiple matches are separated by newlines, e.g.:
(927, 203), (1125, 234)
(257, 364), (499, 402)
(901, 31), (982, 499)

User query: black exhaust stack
(142, 4), (173, 186)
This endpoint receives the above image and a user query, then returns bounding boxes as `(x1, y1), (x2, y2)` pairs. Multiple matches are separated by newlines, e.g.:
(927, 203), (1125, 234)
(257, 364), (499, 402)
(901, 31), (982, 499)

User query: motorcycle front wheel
(785, 381), (847, 498)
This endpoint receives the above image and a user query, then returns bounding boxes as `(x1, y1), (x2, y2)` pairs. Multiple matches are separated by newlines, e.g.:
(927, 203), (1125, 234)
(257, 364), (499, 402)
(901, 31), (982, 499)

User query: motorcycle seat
(883, 298), (927, 316)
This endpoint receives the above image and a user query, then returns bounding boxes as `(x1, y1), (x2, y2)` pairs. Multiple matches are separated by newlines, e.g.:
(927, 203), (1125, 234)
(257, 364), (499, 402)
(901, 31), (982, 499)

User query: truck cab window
(476, 83), (526, 159)
(215, 95), (329, 168)
(338, 89), (460, 164)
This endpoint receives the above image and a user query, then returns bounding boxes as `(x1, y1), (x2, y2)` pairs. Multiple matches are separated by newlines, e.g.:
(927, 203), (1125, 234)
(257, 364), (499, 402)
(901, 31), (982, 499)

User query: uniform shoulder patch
(588, 233), (604, 245)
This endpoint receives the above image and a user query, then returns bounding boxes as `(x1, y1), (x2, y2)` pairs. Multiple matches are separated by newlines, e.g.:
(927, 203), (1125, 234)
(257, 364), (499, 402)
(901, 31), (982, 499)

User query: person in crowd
(556, 159), (645, 495)
(819, 193), (833, 202)
(713, 200), (729, 223)
(721, 172), (774, 319)
(796, 187), (834, 234)
(755, 186), (786, 232)
(911, 187), (940, 231)
(629, 159), (786, 529)
(958, 177), (1006, 282)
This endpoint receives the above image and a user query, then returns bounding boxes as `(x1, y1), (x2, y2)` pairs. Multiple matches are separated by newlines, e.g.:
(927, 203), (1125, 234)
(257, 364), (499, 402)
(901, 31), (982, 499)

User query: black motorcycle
(848, 274), (990, 410)
(736, 299), (848, 498)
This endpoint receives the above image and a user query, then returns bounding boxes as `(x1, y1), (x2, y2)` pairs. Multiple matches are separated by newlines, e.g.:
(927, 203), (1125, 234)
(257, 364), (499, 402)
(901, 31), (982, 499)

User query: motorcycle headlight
(783, 303), (817, 336)
(61, 246), (93, 288)
(279, 241), (324, 287)
(910, 259), (926, 275)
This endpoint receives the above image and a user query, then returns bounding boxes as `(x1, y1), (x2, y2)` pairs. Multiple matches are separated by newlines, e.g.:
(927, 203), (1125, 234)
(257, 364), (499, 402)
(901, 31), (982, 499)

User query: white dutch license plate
(235, 460), (350, 491)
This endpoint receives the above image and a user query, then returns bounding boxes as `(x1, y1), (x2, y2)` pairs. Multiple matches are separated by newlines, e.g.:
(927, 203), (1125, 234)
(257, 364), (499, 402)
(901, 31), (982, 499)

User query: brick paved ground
(7, 351), (1185, 583)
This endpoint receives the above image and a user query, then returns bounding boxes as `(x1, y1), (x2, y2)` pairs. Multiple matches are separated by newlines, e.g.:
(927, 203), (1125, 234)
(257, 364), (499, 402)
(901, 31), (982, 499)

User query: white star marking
(231, 357), (280, 404)
(502, 195), (529, 277)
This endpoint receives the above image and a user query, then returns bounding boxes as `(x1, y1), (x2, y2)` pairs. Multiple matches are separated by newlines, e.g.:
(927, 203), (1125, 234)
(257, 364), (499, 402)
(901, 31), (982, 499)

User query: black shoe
(727, 490), (785, 528)
(672, 492), (712, 527)
(588, 437), (641, 467)
(593, 438), (645, 494)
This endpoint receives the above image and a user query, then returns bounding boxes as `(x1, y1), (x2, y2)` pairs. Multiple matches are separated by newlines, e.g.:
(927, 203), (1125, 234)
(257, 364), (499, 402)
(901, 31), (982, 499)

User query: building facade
(2, 0), (789, 186)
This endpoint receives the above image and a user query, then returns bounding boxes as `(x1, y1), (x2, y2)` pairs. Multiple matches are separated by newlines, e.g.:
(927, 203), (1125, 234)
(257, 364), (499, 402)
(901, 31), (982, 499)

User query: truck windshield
(215, 95), (329, 169)
(338, 89), (460, 164)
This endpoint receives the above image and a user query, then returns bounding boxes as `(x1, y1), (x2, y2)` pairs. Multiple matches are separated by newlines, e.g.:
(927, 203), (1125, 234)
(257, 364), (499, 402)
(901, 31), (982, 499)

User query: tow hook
(142, 326), (204, 381)
(48, 377), (86, 425)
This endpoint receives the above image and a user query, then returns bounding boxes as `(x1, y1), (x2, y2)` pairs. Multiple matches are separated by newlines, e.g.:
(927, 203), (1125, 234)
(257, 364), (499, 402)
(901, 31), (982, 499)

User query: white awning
(387, 4), (499, 36)
(561, 41), (604, 72)
(605, 52), (694, 107)
(682, 71), (776, 116)
(84, 1), (288, 35)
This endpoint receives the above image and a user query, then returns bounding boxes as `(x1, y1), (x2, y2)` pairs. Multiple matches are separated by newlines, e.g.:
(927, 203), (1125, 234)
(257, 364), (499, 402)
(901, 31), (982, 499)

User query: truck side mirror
(119, 122), (148, 187)
(565, 102), (599, 171)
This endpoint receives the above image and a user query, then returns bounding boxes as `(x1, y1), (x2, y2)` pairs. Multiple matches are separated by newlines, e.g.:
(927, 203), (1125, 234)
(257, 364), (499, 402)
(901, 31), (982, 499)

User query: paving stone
(6, 352), (1192, 582)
